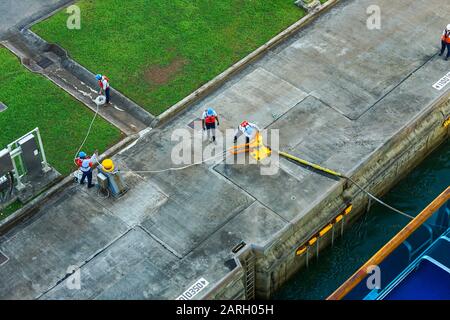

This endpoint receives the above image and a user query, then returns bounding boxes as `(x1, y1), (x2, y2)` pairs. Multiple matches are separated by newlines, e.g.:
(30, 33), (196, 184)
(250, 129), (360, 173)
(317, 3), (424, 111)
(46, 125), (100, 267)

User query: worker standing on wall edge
(75, 150), (98, 188)
(202, 108), (220, 142)
(439, 24), (450, 61)
(96, 74), (111, 104)
(234, 121), (261, 145)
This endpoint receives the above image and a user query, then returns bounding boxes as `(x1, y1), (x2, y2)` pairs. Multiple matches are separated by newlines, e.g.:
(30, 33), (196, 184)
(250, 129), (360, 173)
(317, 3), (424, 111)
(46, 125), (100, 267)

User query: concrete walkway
(1, 0), (149, 135)
(0, 0), (72, 40)
(1, 0), (449, 299)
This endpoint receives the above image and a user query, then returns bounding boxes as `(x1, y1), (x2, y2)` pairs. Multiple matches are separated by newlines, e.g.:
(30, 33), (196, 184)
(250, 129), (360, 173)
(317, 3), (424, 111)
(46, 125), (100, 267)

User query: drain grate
(224, 258), (237, 271)
(187, 118), (202, 129)
(37, 57), (53, 69)
(0, 251), (8, 266)
(0, 102), (7, 112)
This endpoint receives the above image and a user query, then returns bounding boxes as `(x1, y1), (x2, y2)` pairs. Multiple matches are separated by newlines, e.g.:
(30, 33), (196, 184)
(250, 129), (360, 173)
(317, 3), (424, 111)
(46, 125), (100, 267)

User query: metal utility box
(99, 169), (128, 198)
(97, 172), (109, 190)
(0, 148), (14, 177)
(18, 134), (42, 177)
(109, 172), (127, 196)
(107, 171), (127, 198)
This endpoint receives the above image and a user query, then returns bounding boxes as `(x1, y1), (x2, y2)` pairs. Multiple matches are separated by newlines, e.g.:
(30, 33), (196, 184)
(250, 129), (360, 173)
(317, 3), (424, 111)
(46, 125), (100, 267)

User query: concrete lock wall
(263, 94), (450, 299)
(202, 254), (247, 300)
(206, 93), (450, 300)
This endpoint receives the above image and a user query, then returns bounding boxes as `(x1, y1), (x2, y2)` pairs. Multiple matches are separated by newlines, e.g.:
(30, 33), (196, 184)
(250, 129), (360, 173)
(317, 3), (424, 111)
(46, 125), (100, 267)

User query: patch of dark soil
(145, 58), (188, 85)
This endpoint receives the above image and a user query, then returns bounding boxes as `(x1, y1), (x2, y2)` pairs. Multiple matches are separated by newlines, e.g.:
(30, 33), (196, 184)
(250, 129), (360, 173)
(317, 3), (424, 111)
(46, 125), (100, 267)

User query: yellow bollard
(250, 133), (272, 161)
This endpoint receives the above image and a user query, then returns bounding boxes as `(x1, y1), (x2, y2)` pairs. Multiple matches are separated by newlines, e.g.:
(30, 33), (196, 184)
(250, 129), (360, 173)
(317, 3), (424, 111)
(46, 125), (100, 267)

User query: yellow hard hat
(102, 159), (115, 172)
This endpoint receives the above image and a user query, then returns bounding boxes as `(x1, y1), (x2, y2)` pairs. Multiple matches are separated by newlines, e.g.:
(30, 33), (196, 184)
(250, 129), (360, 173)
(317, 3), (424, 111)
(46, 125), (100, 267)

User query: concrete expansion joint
(36, 227), (134, 299)
(309, 93), (353, 120)
(351, 54), (439, 122)
(138, 225), (183, 259)
(213, 168), (289, 224)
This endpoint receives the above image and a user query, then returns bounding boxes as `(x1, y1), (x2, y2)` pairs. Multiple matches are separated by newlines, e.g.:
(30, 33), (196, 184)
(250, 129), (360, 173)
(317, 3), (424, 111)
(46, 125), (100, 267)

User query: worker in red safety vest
(96, 74), (111, 104)
(234, 121), (261, 145)
(201, 108), (220, 142)
(439, 24), (450, 61)
(75, 150), (98, 188)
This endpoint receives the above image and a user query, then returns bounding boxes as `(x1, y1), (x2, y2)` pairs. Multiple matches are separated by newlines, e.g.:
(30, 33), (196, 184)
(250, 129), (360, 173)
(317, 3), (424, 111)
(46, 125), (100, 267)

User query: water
(274, 138), (450, 300)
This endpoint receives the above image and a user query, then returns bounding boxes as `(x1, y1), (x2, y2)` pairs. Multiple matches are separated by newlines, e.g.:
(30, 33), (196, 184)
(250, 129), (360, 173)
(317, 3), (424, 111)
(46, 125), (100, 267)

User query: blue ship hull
(330, 188), (450, 300)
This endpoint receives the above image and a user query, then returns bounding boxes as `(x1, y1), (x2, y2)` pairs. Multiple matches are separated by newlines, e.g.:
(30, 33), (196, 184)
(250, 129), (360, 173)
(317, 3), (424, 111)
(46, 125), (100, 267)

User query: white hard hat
(447, 24), (450, 30)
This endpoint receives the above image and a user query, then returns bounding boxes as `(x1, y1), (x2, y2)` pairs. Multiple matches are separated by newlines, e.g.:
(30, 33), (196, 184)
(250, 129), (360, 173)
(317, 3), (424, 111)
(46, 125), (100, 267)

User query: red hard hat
(240, 121), (249, 127)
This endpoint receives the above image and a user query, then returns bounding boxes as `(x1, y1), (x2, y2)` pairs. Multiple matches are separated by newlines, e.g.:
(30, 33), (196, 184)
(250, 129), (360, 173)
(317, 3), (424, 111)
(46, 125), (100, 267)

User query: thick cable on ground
(130, 150), (229, 174)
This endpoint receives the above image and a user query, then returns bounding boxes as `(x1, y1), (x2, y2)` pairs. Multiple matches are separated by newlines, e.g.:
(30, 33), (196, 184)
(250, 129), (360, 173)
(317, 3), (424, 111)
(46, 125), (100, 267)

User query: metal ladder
(243, 253), (256, 300)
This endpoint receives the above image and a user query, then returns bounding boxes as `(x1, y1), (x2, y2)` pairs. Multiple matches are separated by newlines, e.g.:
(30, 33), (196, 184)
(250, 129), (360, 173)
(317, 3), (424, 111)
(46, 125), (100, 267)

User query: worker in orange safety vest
(439, 24), (450, 61)
(201, 108), (220, 142)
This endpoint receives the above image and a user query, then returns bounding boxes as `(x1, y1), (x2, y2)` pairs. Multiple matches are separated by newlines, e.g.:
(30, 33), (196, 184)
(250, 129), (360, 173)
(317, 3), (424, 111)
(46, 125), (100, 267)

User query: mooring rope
(122, 149), (230, 174)
(274, 149), (415, 220)
(73, 102), (100, 165)
(345, 177), (415, 220)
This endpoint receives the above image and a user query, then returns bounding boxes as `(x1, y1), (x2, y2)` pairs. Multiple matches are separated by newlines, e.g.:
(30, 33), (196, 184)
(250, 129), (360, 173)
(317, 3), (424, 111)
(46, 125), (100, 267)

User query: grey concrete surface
(0, 0), (72, 40)
(1, 0), (450, 299)
(0, 187), (128, 299)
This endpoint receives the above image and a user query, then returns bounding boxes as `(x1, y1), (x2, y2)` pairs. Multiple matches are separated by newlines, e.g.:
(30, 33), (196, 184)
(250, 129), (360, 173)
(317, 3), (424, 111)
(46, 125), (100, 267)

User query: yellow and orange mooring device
(229, 133), (272, 161)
